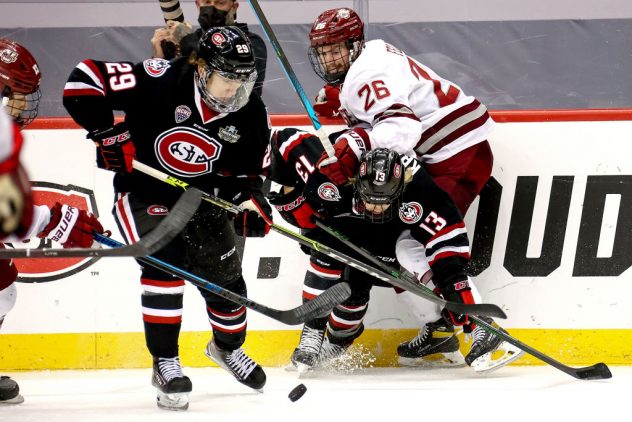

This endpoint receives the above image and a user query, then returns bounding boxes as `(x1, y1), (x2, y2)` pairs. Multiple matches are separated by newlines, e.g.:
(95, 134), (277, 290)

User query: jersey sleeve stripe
(279, 131), (312, 161)
(426, 223), (468, 249)
(373, 103), (419, 125)
(426, 110), (491, 155)
(77, 60), (106, 92)
(427, 248), (471, 266)
(63, 82), (105, 97)
(415, 100), (488, 153)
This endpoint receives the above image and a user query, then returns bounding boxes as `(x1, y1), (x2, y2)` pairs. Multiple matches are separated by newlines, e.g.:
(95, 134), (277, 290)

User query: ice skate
(397, 319), (466, 368)
(466, 317), (525, 373)
(289, 326), (325, 373)
(151, 356), (192, 411)
(0, 376), (24, 405)
(205, 340), (266, 390)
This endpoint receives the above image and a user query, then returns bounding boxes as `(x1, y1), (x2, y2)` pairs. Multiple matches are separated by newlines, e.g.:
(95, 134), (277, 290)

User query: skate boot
(205, 340), (266, 390)
(290, 326), (325, 372)
(0, 376), (24, 405)
(317, 336), (350, 365)
(397, 319), (466, 368)
(151, 356), (192, 411)
(466, 317), (524, 373)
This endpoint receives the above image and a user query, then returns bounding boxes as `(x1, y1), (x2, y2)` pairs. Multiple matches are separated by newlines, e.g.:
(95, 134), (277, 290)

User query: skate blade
(471, 341), (525, 374)
(156, 391), (190, 411)
(398, 351), (467, 368)
(0, 394), (24, 405)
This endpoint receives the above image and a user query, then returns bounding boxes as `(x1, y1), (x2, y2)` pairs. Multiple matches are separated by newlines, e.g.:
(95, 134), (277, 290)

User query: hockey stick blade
(0, 188), (201, 258)
(470, 315), (612, 380)
(94, 234), (351, 325)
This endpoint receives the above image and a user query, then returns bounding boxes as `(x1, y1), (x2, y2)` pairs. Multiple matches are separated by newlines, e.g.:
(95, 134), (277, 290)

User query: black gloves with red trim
(268, 187), (321, 230)
(233, 191), (273, 237)
(440, 279), (476, 332)
(38, 203), (105, 248)
(316, 127), (370, 185)
(89, 122), (136, 173)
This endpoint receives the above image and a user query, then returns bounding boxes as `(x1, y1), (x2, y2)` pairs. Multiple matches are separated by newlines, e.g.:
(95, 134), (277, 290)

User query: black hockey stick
(0, 188), (201, 258)
(94, 234), (351, 325)
(314, 220), (612, 380)
(132, 160), (505, 319)
(247, 0), (337, 164)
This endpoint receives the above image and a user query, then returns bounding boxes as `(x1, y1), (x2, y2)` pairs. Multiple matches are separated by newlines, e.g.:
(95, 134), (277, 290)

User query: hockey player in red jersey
(0, 39), (105, 405)
(63, 27), (271, 411)
(306, 8), (498, 367)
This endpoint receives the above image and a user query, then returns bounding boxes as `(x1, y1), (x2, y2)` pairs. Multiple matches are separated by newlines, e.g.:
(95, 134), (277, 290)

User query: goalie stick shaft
(247, 0), (337, 163)
(314, 220), (611, 380)
(132, 160), (505, 319)
(0, 188), (201, 258)
(94, 234), (350, 325)
(158, 0), (185, 23)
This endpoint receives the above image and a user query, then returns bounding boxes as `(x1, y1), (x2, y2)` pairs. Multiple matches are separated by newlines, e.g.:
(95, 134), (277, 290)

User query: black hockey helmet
(195, 26), (257, 113)
(353, 148), (405, 223)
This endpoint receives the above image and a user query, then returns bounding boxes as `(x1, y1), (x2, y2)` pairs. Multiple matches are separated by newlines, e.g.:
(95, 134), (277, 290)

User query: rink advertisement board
(2, 111), (632, 370)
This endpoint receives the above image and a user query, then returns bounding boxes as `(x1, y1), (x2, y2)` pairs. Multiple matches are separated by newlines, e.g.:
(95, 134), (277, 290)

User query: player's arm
(63, 59), (144, 173)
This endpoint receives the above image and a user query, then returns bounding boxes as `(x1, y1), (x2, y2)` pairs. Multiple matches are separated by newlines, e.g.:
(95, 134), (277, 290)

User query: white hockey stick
(158, 0), (185, 23)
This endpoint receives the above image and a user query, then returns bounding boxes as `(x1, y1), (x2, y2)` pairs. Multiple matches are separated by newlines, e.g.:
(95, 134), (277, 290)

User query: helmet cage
(353, 148), (405, 223)
(308, 8), (365, 85)
(2, 89), (41, 128)
(195, 66), (257, 113)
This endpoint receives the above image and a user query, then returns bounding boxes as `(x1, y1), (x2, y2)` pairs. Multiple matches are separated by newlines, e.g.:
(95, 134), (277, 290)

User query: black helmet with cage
(195, 26), (257, 113)
(353, 148), (405, 223)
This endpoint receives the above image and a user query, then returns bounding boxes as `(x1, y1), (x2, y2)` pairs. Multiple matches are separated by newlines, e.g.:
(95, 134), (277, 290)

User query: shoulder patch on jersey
(399, 201), (423, 224)
(143, 58), (171, 78)
(317, 182), (342, 202)
(175, 105), (192, 123)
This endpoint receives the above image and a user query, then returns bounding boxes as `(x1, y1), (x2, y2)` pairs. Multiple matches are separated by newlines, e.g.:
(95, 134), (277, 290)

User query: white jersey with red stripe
(339, 39), (495, 164)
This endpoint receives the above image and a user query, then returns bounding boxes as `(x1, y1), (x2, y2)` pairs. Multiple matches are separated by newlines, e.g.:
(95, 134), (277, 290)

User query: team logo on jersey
(147, 205), (169, 215)
(399, 202), (423, 224)
(317, 183), (342, 202)
(0, 48), (18, 64)
(175, 105), (192, 123)
(218, 125), (241, 143)
(5, 183), (99, 283)
(143, 58), (170, 77)
(211, 33), (226, 46)
(155, 126), (222, 177)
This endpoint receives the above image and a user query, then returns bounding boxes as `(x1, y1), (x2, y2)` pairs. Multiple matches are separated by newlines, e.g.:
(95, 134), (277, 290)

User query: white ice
(1, 366), (628, 421)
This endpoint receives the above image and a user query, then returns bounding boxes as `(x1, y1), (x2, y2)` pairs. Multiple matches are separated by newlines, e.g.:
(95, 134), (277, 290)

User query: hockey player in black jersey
(64, 27), (272, 410)
(268, 129), (521, 372)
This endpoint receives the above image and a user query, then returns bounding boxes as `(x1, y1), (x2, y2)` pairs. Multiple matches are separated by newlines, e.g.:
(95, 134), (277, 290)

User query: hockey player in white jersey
(306, 8), (503, 368)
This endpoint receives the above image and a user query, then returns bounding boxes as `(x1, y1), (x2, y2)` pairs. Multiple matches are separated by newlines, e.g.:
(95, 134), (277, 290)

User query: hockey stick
(0, 188), (201, 258)
(132, 160), (505, 319)
(314, 220), (612, 380)
(247, 0), (337, 164)
(94, 234), (351, 325)
(158, 0), (185, 23)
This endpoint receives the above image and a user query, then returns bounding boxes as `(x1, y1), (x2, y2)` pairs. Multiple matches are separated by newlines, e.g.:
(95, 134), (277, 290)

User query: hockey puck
(288, 383), (307, 402)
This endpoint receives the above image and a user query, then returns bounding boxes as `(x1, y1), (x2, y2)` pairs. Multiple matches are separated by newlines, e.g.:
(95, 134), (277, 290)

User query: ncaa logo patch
(317, 183), (341, 202)
(155, 126), (222, 177)
(175, 105), (192, 123)
(143, 58), (170, 77)
(6, 183), (99, 283)
(399, 202), (423, 224)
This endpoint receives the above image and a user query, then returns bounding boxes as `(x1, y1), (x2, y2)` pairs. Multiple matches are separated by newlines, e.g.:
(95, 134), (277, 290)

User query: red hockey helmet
(0, 39), (42, 127)
(308, 8), (365, 85)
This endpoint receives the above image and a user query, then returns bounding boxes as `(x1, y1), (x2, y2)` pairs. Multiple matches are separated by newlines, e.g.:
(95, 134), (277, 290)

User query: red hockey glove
(233, 191), (273, 237)
(316, 128), (370, 185)
(440, 279), (475, 328)
(313, 84), (341, 118)
(268, 188), (321, 229)
(89, 123), (136, 173)
(38, 203), (105, 248)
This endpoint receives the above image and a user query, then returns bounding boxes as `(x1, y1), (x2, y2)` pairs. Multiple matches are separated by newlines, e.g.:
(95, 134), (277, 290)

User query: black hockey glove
(89, 122), (136, 173)
(440, 279), (475, 330)
(267, 188), (321, 229)
(233, 191), (273, 237)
